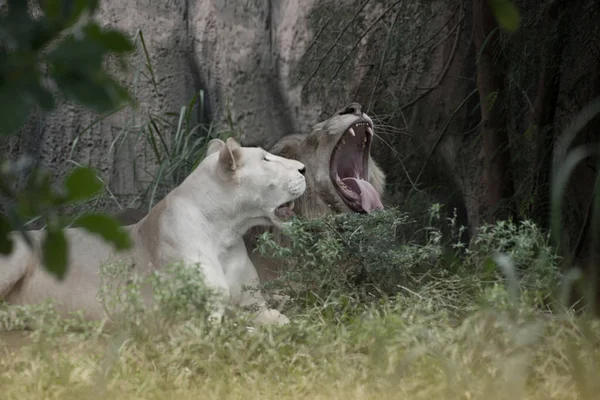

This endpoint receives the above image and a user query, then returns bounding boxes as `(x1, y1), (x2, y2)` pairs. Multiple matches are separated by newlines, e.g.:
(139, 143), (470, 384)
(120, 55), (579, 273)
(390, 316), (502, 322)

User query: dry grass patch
(1, 283), (599, 400)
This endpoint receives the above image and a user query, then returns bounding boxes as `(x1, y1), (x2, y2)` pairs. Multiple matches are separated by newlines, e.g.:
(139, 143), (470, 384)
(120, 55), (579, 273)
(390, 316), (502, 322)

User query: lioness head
(205, 137), (307, 227)
(271, 102), (385, 215)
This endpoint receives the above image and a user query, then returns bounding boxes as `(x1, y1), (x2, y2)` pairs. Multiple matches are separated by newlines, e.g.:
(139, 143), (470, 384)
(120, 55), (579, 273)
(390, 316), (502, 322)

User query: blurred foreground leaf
(42, 228), (68, 279)
(64, 166), (103, 202)
(74, 213), (132, 250)
(488, 0), (521, 33)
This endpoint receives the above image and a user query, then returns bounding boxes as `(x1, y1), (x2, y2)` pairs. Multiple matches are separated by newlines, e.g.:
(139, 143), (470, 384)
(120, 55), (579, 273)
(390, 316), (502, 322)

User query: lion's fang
(366, 126), (373, 135)
(348, 127), (356, 136)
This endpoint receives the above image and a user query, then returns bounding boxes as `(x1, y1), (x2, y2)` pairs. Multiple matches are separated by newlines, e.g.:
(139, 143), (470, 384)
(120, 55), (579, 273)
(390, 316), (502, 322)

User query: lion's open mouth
(274, 201), (296, 220)
(330, 121), (384, 213)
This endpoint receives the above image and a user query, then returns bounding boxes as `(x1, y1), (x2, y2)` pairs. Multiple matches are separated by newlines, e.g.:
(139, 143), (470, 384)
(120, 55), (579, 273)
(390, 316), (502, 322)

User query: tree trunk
(472, 0), (515, 221)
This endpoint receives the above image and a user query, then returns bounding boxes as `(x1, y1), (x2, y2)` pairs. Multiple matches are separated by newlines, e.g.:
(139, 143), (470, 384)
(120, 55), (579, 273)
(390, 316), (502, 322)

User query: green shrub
(467, 219), (563, 308)
(256, 204), (561, 314)
(256, 206), (458, 305)
(97, 260), (222, 338)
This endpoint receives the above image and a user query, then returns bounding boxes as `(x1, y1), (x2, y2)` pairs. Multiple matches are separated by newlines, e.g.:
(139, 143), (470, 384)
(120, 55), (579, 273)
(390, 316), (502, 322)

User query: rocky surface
(1, 0), (599, 243)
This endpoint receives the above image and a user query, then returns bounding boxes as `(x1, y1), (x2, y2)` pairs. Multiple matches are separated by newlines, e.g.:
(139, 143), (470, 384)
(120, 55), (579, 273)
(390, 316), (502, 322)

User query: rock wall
(1, 0), (599, 245)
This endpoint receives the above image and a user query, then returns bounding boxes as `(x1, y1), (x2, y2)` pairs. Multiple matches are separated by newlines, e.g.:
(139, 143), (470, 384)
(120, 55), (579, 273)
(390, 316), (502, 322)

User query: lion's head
(244, 102), (386, 283)
(201, 137), (307, 228)
(268, 102), (385, 218)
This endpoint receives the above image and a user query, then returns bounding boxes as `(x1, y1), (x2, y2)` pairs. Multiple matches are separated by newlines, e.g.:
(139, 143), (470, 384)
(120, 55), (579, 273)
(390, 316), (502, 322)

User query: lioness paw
(207, 310), (224, 325)
(253, 308), (290, 326)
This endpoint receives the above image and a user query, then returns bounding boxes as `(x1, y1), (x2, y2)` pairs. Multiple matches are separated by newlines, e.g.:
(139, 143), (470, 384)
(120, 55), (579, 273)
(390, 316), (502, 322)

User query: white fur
(0, 138), (306, 326)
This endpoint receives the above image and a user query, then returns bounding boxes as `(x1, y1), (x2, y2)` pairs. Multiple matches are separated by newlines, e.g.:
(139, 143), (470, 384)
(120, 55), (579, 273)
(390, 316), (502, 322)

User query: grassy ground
(2, 213), (599, 400)
(1, 276), (599, 400)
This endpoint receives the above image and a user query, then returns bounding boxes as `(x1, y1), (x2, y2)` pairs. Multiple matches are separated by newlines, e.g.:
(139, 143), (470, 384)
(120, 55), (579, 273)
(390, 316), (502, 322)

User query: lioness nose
(298, 166), (306, 175)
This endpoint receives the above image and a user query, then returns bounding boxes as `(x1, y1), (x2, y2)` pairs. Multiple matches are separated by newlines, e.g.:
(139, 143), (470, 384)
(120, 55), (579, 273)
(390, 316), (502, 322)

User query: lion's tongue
(342, 178), (384, 213)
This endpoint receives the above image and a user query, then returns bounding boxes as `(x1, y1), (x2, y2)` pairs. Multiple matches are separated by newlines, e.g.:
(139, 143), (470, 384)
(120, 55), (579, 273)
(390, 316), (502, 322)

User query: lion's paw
(253, 308), (290, 326)
(207, 310), (224, 325)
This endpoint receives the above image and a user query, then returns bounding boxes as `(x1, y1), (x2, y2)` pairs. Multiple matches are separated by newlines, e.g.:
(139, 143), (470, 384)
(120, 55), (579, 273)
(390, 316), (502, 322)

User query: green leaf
(488, 0), (521, 33)
(42, 228), (68, 280)
(0, 88), (34, 136)
(26, 82), (56, 110)
(0, 213), (14, 255)
(84, 23), (135, 53)
(74, 213), (132, 250)
(64, 166), (103, 202)
(16, 168), (59, 215)
(47, 35), (106, 70)
(41, 0), (63, 20)
(52, 71), (132, 113)
(30, 19), (60, 51)
(65, 0), (95, 23)
(43, 0), (98, 26)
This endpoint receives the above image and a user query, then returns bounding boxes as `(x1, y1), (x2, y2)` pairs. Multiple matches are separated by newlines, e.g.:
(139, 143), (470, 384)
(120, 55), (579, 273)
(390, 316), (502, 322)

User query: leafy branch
(0, 0), (136, 277)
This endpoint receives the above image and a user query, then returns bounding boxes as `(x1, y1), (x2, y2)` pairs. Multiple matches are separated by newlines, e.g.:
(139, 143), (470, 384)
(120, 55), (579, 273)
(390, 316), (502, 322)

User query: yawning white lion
(0, 138), (306, 326)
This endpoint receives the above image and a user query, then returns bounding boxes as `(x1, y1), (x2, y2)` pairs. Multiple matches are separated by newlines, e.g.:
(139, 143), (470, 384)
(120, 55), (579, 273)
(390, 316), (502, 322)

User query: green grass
(1, 260), (599, 400)
(2, 206), (597, 400)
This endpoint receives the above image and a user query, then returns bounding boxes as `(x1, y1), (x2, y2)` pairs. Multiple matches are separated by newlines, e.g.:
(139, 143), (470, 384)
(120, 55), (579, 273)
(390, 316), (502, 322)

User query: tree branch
(367, 6), (401, 112)
(302, 0), (372, 92)
(327, 0), (405, 83)
(400, 11), (463, 111)
(407, 88), (478, 203)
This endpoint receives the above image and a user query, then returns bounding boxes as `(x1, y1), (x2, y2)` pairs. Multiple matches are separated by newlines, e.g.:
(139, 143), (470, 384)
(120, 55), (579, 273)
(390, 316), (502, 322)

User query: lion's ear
(270, 134), (303, 160)
(206, 139), (225, 156)
(218, 137), (242, 172)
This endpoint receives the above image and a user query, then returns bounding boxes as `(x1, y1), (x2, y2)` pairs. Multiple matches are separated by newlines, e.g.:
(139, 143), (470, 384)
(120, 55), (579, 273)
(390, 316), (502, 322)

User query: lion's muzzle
(288, 175), (306, 198)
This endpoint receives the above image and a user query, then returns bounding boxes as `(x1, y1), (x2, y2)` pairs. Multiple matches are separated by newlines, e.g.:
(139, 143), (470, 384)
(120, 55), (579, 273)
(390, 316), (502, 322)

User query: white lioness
(0, 138), (306, 326)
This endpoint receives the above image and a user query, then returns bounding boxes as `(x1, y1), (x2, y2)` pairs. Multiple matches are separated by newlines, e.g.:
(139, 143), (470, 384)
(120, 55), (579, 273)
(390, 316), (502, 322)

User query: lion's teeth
(366, 126), (373, 135)
(348, 127), (356, 136)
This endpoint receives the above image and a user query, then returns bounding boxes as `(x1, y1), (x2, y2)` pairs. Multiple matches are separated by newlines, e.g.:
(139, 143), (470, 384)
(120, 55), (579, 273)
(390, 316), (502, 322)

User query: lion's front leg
(181, 256), (230, 325)
(228, 255), (289, 326)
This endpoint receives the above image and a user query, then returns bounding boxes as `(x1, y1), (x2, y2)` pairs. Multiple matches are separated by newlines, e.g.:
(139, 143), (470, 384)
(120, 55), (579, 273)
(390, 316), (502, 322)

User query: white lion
(0, 138), (306, 326)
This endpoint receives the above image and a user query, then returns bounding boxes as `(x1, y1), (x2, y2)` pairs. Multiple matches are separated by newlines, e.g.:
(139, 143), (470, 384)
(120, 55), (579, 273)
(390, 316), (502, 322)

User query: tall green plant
(550, 97), (600, 311)
(115, 89), (237, 210)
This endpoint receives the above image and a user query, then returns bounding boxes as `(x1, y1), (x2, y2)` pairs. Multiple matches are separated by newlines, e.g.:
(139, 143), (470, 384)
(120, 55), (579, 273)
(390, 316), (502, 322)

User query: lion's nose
(298, 166), (306, 175)
(339, 102), (363, 116)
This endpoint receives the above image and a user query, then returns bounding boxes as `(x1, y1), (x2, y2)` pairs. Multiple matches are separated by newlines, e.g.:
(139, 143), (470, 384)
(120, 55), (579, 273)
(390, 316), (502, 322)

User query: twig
(367, 6), (401, 112)
(321, 219), (370, 284)
(400, 11), (463, 111)
(397, 285), (424, 299)
(304, 16), (333, 56)
(374, 132), (420, 192)
(407, 88), (479, 203)
(328, 0), (405, 83)
(392, 6), (459, 62)
(302, 0), (372, 92)
(322, 219), (352, 248)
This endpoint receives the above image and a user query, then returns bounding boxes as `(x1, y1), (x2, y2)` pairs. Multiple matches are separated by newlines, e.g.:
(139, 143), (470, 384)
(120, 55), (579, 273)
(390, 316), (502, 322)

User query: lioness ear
(206, 139), (225, 156)
(218, 137), (242, 171)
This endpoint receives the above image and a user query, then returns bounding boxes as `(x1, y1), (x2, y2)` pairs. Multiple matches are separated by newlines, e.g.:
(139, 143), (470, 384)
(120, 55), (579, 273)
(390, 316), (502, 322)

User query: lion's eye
(263, 156), (270, 162)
